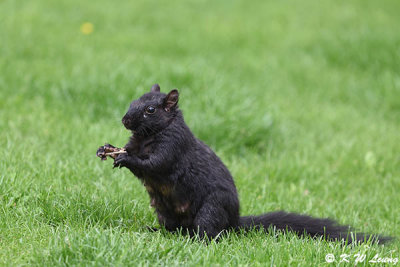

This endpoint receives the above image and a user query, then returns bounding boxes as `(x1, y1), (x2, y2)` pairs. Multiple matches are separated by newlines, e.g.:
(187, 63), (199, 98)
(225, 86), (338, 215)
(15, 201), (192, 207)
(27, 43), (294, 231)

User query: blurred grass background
(0, 0), (399, 265)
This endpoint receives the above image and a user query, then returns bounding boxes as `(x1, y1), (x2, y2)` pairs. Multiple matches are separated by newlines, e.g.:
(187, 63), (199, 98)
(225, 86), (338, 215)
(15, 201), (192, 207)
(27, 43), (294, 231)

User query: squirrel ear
(151, 84), (160, 92)
(163, 89), (179, 111)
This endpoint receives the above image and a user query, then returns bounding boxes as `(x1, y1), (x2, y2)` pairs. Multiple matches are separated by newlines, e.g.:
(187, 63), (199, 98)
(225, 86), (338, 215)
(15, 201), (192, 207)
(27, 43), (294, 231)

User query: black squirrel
(98, 84), (390, 244)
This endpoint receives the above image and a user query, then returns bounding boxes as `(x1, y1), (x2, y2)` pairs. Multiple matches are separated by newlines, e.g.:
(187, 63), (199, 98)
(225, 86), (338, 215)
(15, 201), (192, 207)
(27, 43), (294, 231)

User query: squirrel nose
(122, 116), (131, 127)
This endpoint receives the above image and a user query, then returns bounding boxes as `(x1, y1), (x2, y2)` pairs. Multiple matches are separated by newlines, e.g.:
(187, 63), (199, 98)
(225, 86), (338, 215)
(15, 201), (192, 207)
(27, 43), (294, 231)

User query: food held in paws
(96, 143), (126, 160)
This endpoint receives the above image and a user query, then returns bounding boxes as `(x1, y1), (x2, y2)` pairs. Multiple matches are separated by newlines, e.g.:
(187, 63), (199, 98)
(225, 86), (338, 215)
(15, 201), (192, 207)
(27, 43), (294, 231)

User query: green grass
(1, 0), (399, 265)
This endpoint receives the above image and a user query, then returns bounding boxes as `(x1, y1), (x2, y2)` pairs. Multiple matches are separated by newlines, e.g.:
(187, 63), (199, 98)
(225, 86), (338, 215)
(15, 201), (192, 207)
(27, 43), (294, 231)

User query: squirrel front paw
(113, 153), (130, 168)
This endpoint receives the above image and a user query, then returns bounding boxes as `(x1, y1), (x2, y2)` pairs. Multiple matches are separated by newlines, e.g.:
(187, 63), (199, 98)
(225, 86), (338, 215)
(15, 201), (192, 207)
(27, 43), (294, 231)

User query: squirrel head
(122, 84), (179, 137)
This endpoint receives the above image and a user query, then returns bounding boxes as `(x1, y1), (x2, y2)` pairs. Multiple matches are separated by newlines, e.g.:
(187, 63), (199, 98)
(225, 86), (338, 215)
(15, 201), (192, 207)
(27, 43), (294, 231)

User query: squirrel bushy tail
(239, 211), (392, 244)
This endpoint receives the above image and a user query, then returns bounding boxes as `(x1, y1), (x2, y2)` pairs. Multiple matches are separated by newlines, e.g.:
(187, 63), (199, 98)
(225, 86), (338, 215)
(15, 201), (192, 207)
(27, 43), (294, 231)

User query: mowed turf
(1, 0), (399, 265)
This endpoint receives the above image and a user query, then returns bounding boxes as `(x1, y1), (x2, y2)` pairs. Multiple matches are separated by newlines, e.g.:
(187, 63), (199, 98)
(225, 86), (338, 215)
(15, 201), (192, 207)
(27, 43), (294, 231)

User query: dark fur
(107, 84), (390, 244)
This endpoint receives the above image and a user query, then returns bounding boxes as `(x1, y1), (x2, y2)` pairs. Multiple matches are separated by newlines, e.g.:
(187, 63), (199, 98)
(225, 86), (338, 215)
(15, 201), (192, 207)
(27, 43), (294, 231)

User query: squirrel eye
(145, 106), (156, 114)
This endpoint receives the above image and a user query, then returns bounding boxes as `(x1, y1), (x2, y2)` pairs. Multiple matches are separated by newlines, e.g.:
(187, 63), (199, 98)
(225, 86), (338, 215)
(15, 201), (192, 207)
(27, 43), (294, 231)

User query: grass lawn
(1, 0), (399, 265)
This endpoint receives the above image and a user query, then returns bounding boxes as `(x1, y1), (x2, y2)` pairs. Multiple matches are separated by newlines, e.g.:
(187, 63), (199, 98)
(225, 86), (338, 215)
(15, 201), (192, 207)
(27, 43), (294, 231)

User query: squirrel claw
(113, 153), (128, 169)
